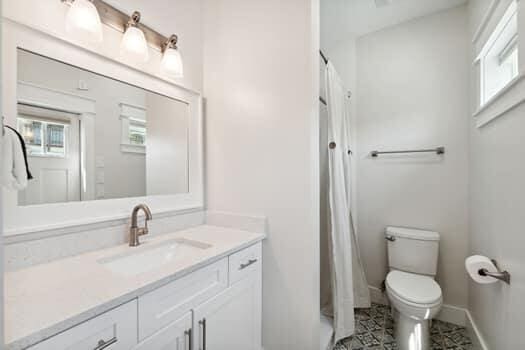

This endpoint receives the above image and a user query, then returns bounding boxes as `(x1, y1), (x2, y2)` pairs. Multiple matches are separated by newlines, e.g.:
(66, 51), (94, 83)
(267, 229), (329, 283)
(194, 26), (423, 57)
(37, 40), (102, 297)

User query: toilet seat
(386, 270), (442, 306)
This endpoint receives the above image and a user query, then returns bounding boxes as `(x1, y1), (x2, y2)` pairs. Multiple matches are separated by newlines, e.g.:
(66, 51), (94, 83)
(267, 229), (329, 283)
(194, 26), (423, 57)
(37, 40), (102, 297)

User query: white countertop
(5, 225), (265, 350)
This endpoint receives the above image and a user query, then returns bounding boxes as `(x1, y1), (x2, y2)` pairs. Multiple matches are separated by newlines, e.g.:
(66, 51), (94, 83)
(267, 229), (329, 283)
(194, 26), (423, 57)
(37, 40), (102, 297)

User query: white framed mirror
(2, 21), (203, 236)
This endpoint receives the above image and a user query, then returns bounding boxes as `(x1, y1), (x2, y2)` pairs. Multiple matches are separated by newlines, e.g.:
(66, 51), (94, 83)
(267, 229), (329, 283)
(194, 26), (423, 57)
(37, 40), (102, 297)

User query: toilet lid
(386, 270), (442, 305)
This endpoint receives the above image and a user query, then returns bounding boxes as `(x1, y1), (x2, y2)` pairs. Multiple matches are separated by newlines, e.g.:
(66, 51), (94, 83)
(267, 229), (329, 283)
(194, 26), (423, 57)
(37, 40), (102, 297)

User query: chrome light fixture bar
(62, 0), (174, 52)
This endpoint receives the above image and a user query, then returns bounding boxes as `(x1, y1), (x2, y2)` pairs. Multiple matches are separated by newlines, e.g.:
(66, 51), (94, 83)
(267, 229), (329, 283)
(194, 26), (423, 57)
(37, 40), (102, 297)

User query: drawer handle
(239, 259), (258, 270)
(94, 337), (117, 350)
(199, 319), (207, 350)
(185, 328), (192, 350)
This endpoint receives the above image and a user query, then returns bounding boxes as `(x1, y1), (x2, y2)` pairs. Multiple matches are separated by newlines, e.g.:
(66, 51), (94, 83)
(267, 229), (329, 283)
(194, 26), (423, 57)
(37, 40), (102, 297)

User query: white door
(134, 312), (192, 350)
(193, 275), (261, 350)
(17, 108), (81, 205)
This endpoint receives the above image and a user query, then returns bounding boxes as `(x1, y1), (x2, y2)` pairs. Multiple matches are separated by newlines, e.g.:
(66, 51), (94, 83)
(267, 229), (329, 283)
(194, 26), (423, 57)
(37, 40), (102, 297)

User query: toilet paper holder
(478, 259), (511, 285)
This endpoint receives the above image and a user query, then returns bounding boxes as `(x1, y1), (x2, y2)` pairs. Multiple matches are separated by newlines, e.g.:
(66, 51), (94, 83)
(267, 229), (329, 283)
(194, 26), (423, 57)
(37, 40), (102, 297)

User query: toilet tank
(385, 226), (440, 276)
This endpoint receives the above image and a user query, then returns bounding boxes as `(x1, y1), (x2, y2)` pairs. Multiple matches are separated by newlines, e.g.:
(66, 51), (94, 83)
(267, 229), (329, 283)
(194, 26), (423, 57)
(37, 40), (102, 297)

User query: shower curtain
(323, 62), (370, 344)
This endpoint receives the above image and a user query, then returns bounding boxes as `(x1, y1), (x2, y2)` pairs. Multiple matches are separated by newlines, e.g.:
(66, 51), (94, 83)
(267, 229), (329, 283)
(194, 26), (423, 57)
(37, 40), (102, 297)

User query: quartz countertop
(5, 225), (265, 350)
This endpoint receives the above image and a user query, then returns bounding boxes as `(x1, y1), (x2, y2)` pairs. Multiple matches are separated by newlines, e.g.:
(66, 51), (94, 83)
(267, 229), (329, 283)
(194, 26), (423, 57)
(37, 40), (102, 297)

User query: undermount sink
(98, 238), (213, 277)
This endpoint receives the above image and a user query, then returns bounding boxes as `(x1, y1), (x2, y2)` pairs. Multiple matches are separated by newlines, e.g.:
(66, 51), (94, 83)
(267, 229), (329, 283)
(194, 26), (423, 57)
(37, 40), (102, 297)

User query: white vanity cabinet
(28, 300), (138, 350)
(26, 242), (262, 350)
(193, 243), (262, 350)
(193, 274), (262, 350)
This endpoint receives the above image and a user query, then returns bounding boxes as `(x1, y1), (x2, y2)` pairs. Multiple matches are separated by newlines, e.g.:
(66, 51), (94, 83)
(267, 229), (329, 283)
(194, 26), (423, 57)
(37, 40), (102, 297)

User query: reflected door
(17, 109), (81, 205)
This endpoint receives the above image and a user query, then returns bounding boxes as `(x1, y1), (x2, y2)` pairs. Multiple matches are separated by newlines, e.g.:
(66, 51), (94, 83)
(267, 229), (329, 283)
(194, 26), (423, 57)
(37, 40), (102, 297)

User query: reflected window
(17, 117), (67, 157)
(119, 102), (147, 154)
(129, 121), (147, 146)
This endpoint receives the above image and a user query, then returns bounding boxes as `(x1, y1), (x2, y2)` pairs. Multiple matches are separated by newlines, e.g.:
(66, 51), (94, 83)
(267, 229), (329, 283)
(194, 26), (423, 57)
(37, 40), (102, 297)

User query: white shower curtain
(324, 62), (370, 344)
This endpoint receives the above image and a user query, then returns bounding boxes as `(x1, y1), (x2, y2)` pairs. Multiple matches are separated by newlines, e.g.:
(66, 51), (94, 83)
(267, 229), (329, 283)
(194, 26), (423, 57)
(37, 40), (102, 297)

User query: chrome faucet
(129, 204), (153, 247)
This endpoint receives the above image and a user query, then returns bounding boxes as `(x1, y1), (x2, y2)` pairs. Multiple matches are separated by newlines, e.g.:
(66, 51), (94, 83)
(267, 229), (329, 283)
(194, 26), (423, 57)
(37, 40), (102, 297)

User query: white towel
(2, 127), (28, 190)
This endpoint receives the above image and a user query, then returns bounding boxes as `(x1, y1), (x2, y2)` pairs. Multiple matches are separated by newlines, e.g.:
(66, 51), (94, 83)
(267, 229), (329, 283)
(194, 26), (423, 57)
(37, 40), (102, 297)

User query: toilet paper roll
(465, 255), (498, 284)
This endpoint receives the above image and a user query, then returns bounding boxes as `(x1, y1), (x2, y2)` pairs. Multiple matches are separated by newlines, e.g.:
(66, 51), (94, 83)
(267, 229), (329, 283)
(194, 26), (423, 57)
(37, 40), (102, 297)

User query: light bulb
(121, 26), (150, 63)
(65, 0), (103, 43)
(161, 47), (184, 78)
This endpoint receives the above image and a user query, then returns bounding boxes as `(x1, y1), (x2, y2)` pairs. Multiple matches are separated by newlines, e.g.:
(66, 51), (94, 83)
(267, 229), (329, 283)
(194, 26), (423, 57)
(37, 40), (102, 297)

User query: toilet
(385, 226), (443, 350)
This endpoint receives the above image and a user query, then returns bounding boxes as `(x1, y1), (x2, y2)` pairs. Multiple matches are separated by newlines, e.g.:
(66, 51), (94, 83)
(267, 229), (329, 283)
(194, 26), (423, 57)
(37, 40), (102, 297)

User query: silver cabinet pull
(94, 337), (117, 350)
(199, 319), (207, 350)
(239, 259), (258, 270)
(185, 328), (193, 350)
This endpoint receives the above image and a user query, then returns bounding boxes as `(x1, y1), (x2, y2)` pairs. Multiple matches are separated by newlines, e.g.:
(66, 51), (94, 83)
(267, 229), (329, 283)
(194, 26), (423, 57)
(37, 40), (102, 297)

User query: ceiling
(321, 0), (468, 50)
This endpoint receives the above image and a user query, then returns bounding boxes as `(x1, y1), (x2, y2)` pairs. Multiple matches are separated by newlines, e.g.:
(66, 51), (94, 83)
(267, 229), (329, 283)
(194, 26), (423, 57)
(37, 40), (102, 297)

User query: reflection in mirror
(16, 49), (189, 206)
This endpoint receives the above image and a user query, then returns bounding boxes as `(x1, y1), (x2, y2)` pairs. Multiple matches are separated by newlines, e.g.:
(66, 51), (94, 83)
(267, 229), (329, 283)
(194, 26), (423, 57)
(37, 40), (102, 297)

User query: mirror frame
(2, 20), (204, 237)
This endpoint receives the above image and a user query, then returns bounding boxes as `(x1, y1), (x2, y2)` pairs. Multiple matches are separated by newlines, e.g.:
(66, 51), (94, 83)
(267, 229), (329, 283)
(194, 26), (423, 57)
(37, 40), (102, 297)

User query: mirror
(16, 49), (189, 206)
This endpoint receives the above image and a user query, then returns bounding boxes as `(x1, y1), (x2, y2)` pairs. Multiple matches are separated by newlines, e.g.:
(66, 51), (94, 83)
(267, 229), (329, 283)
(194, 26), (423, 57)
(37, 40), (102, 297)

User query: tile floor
(334, 303), (473, 350)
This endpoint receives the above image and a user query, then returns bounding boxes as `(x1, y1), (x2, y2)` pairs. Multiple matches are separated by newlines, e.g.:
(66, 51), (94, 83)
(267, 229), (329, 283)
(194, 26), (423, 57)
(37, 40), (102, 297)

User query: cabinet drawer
(138, 258), (228, 340)
(29, 300), (137, 350)
(229, 242), (262, 285)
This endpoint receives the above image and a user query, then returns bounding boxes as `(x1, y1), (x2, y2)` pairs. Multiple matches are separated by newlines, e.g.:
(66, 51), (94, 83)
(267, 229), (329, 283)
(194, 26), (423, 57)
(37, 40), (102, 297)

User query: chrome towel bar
(370, 146), (445, 157)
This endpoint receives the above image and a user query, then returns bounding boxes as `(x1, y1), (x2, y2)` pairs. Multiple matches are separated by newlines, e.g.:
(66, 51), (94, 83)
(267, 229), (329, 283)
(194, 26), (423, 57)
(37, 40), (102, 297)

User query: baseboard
(466, 310), (489, 350)
(436, 304), (467, 326)
(369, 285), (389, 305)
(368, 286), (467, 327)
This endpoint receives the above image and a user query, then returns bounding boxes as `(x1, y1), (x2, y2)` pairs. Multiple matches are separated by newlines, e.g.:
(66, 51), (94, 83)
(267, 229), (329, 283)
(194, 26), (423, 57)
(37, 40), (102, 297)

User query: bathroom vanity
(5, 225), (264, 350)
(2, 11), (265, 350)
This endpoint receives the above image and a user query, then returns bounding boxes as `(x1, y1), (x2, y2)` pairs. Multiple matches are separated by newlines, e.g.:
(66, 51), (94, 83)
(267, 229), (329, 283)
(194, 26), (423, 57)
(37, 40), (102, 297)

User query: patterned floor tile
(336, 303), (472, 350)
(354, 331), (382, 347)
(382, 342), (398, 350)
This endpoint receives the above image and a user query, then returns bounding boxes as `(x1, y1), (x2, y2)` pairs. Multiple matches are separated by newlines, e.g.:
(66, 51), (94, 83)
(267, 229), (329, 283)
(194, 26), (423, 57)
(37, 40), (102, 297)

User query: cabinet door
(193, 273), (262, 350)
(29, 300), (137, 350)
(134, 312), (192, 350)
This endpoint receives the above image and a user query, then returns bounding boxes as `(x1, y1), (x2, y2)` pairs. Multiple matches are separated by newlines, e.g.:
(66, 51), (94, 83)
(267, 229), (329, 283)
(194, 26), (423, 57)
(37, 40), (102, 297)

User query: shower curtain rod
(319, 50), (351, 106)
(319, 51), (328, 106)
(320, 50), (329, 65)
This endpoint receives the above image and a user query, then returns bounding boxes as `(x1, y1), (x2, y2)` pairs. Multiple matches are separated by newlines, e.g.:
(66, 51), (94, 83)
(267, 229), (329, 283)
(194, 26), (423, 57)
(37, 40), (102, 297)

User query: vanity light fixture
(161, 35), (184, 78)
(63, 0), (103, 43)
(120, 11), (150, 63)
(61, 0), (183, 77)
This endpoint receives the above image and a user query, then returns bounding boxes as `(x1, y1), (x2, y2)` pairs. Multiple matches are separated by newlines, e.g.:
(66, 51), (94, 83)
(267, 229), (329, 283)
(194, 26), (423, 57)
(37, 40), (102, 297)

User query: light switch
(78, 80), (89, 91)
(95, 156), (105, 168)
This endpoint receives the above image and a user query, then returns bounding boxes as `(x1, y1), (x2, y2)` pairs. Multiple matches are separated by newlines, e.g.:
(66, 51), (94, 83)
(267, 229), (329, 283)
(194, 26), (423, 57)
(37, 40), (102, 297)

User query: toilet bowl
(384, 227), (442, 350)
(386, 270), (442, 350)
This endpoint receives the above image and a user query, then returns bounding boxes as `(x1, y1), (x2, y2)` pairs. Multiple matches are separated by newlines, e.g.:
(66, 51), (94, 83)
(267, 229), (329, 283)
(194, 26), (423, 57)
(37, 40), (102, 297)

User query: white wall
(468, 0), (525, 348)
(203, 0), (320, 348)
(354, 6), (470, 308)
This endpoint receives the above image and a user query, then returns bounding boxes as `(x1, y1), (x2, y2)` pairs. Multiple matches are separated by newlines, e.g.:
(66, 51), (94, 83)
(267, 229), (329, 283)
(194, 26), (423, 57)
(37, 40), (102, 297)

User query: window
(17, 117), (68, 157)
(479, 1), (519, 106)
(129, 120), (147, 146)
(119, 103), (147, 154)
